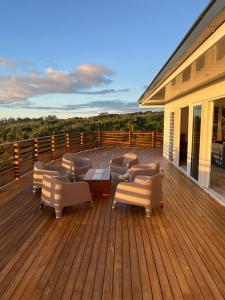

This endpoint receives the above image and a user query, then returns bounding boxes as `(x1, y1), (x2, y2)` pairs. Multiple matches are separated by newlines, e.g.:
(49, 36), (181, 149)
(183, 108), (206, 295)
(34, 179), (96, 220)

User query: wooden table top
(83, 168), (111, 181)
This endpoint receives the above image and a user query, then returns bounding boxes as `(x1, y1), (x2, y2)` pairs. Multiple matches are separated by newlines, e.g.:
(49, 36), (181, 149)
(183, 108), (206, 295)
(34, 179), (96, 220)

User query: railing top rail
(0, 130), (163, 147)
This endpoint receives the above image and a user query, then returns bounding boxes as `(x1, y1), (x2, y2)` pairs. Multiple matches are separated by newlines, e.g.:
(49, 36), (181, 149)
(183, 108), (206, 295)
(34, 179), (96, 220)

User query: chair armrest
(48, 165), (67, 174)
(81, 158), (93, 168)
(109, 157), (123, 165)
(41, 169), (62, 177)
(127, 158), (139, 168)
(134, 175), (152, 185)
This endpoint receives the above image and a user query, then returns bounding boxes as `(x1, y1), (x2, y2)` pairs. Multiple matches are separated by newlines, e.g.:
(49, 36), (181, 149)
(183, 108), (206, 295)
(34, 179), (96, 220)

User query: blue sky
(0, 0), (209, 119)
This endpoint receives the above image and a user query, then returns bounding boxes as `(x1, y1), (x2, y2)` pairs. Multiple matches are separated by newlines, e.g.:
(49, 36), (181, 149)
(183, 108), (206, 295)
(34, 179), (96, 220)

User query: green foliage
(0, 111), (164, 143)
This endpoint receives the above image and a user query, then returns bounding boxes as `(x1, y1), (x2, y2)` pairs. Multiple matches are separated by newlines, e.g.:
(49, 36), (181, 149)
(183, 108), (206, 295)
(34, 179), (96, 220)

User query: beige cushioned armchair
(33, 161), (67, 193)
(109, 153), (139, 175)
(62, 153), (92, 179)
(125, 161), (160, 182)
(41, 175), (93, 218)
(113, 173), (163, 217)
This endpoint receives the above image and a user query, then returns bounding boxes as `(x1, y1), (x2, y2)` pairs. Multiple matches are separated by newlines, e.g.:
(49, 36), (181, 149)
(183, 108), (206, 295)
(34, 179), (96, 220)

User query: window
(171, 77), (176, 86)
(216, 36), (225, 61)
(182, 66), (191, 82)
(196, 54), (205, 72)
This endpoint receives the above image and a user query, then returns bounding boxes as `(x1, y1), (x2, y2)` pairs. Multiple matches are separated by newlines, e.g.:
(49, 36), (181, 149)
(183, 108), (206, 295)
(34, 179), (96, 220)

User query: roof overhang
(139, 0), (225, 108)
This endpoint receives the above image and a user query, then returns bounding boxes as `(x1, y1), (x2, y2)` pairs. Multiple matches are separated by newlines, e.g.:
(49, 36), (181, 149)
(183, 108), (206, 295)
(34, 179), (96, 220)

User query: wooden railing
(0, 130), (163, 187)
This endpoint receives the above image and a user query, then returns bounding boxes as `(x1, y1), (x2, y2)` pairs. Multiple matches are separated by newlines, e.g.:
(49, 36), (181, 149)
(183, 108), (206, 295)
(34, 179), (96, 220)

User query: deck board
(0, 147), (224, 300)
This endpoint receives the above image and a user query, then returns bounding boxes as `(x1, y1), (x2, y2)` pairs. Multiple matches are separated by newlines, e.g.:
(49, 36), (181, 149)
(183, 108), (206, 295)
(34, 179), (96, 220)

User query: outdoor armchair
(109, 153), (139, 175)
(41, 175), (93, 218)
(33, 161), (67, 193)
(113, 173), (163, 217)
(124, 160), (160, 181)
(62, 153), (93, 179)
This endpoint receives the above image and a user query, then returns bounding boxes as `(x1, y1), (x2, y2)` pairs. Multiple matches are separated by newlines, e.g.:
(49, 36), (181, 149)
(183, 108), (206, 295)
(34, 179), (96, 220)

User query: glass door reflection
(191, 105), (202, 180)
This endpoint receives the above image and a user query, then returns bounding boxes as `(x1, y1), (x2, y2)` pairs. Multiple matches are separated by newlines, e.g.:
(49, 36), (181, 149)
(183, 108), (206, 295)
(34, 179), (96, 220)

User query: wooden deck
(0, 147), (224, 300)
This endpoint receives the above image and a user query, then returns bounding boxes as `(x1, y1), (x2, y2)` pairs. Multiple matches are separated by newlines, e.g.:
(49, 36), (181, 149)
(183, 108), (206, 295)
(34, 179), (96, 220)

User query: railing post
(80, 132), (83, 151)
(129, 131), (132, 148)
(152, 131), (156, 148)
(13, 142), (20, 180)
(97, 130), (101, 148)
(34, 139), (39, 161)
(66, 133), (70, 152)
(51, 135), (55, 161)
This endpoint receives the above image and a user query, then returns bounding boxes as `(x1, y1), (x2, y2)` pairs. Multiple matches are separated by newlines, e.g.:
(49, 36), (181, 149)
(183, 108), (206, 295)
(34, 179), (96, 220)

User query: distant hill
(0, 111), (164, 143)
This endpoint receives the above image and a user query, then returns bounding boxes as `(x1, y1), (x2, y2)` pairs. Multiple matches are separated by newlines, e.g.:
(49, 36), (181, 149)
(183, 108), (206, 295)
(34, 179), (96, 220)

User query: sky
(0, 0), (210, 119)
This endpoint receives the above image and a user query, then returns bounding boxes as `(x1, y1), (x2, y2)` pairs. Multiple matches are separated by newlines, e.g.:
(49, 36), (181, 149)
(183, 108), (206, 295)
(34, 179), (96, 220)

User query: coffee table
(83, 168), (111, 198)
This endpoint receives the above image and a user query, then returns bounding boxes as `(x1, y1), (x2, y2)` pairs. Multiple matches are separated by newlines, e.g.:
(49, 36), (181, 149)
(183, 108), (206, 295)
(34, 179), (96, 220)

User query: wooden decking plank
(164, 180), (225, 295)
(127, 206), (143, 299)
(72, 200), (108, 299)
(161, 197), (215, 299)
(36, 208), (88, 299)
(112, 204), (123, 300)
(137, 214), (163, 300)
(0, 216), (55, 298)
(149, 215), (184, 299)
(91, 202), (113, 300)
(164, 193), (224, 299)
(165, 172), (225, 249)
(165, 165), (225, 225)
(0, 147), (224, 300)
(13, 208), (85, 299)
(80, 201), (111, 300)
(133, 210), (152, 300)
(120, 205), (132, 300)
(49, 206), (96, 300)
(158, 209), (204, 299)
(61, 200), (103, 299)
(2, 214), (69, 299)
(154, 212), (194, 299)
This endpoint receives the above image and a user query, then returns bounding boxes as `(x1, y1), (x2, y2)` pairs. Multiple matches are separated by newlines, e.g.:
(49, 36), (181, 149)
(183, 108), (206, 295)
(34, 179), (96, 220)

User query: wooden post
(13, 142), (20, 180)
(80, 132), (84, 152)
(66, 133), (70, 152)
(152, 131), (156, 148)
(34, 139), (39, 161)
(51, 135), (55, 161)
(97, 130), (101, 148)
(129, 131), (132, 147)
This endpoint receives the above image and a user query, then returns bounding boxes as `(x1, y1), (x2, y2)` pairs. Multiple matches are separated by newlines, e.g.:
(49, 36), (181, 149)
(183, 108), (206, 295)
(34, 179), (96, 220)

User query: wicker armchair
(121, 161), (160, 182)
(62, 153), (92, 179)
(109, 153), (139, 175)
(113, 173), (163, 217)
(33, 161), (67, 193)
(41, 175), (93, 218)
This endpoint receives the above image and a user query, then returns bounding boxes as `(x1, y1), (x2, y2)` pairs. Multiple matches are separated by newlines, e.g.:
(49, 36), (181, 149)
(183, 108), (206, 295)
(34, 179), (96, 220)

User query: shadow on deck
(0, 147), (224, 299)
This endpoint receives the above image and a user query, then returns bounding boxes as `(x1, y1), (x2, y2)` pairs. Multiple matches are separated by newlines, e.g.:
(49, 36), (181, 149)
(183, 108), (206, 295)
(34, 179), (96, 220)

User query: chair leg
(40, 202), (44, 210)
(55, 209), (62, 219)
(112, 200), (116, 210)
(145, 207), (151, 218)
(161, 200), (164, 208)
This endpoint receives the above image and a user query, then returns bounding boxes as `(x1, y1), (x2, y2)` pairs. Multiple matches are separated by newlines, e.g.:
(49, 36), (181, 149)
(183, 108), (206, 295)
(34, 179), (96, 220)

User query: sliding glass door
(191, 105), (202, 180)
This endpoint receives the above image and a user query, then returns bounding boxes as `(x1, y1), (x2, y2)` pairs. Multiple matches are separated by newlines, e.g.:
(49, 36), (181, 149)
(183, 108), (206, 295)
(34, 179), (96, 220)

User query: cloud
(74, 88), (130, 95)
(0, 55), (29, 70)
(0, 63), (128, 102)
(3, 99), (140, 114)
(0, 56), (19, 68)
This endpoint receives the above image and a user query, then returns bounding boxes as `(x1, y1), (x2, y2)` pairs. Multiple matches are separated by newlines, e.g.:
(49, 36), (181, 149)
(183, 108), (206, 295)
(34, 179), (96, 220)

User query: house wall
(163, 77), (225, 188)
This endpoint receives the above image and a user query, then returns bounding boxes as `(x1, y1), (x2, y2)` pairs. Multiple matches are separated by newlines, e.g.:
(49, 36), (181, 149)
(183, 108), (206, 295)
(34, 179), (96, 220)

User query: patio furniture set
(33, 152), (163, 218)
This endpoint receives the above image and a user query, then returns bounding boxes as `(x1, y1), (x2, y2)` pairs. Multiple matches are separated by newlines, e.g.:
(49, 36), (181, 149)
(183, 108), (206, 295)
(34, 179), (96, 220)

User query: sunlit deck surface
(0, 147), (224, 300)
